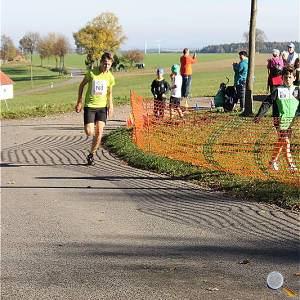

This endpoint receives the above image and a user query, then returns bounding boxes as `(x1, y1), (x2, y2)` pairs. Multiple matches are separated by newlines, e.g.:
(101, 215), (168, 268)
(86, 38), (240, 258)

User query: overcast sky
(1, 0), (299, 50)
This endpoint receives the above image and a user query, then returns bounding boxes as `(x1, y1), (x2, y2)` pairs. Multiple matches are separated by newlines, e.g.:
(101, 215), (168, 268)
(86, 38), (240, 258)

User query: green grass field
(32, 54), (87, 69)
(30, 53), (239, 70)
(1, 53), (270, 118)
(143, 53), (238, 68)
(1, 64), (66, 92)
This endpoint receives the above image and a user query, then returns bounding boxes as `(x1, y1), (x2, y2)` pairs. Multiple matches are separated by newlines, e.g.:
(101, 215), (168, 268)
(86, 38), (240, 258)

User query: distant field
(31, 53), (234, 69)
(1, 53), (270, 118)
(1, 65), (64, 92)
(31, 52), (262, 70)
(32, 54), (87, 70)
(143, 53), (238, 69)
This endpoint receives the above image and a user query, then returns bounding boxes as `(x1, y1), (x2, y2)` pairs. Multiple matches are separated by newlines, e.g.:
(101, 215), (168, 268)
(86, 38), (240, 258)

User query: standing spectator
(254, 66), (299, 172)
(180, 48), (197, 98)
(169, 64), (183, 119)
(281, 51), (289, 66)
(286, 43), (298, 65)
(233, 50), (248, 111)
(293, 58), (300, 87)
(267, 49), (284, 92)
(151, 68), (170, 119)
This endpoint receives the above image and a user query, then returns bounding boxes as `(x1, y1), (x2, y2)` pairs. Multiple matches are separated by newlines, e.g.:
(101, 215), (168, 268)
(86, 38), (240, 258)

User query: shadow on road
(1, 134), (299, 251)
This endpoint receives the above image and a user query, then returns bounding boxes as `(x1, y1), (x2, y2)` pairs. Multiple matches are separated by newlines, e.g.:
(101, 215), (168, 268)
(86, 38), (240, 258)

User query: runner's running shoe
(288, 163), (298, 172)
(86, 153), (95, 166)
(269, 160), (279, 171)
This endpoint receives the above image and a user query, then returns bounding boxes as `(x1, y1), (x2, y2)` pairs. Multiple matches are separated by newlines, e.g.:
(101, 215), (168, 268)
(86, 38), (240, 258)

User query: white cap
(288, 43), (295, 48)
(272, 49), (280, 55)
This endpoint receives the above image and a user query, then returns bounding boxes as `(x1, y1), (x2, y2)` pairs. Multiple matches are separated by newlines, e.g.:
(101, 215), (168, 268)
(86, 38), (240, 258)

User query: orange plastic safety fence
(130, 91), (300, 187)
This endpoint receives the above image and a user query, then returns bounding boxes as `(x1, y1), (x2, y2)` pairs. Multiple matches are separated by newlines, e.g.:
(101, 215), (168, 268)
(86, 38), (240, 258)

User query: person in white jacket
(286, 43), (298, 65)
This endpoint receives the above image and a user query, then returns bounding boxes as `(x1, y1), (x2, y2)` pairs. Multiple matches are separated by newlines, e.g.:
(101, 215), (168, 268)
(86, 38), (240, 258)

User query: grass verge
(103, 127), (300, 209)
(1, 103), (75, 119)
(0, 86), (129, 119)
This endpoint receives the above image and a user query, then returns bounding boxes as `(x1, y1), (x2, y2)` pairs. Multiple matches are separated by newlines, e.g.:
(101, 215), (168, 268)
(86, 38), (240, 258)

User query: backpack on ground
(213, 77), (238, 112)
(223, 85), (238, 112)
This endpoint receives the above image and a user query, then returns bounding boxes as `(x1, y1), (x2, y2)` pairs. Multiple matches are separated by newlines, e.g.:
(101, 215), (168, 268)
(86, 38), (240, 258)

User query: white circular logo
(267, 271), (284, 290)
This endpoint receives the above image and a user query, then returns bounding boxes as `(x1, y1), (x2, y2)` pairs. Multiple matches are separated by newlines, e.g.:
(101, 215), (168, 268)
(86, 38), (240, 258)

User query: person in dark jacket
(254, 66), (299, 172)
(233, 50), (248, 111)
(151, 68), (170, 118)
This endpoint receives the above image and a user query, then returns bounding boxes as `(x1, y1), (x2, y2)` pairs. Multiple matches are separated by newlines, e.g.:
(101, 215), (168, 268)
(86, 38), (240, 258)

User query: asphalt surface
(1, 107), (299, 300)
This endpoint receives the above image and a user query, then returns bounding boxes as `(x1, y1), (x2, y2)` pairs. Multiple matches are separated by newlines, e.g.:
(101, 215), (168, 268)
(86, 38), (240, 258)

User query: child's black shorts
(170, 96), (181, 107)
(84, 107), (107, 125)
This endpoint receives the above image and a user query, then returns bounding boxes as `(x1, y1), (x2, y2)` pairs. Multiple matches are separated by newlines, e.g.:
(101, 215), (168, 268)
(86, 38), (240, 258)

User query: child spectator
(267, 49), (284, 92)
(151, 68), (170, 118)
(281, 51), (289, 66)
(254, 66), (299, 172)
(169, 64), (183, 119)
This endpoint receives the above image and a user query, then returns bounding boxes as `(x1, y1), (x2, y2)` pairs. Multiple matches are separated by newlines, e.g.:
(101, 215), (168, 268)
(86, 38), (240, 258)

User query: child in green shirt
(254, 66), (299, 172)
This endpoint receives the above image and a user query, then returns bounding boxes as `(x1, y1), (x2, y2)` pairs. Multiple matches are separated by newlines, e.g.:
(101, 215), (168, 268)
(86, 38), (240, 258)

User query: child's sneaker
(86, 153), (95, 166)
(269, 160), (279, 171)
(288, 163), (298, 172)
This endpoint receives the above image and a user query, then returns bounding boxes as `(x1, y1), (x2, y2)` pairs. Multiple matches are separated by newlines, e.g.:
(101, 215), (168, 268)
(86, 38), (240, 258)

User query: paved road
(1, 107), (299, 300)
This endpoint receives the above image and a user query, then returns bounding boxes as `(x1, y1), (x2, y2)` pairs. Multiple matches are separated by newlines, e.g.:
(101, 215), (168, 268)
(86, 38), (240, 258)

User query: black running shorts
(84, 107), (108, 125)
(170, 96), (181, 107)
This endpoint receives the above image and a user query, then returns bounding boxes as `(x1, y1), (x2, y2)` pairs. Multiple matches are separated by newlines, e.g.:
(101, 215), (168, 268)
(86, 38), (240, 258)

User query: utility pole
(244, 0), (257, 116)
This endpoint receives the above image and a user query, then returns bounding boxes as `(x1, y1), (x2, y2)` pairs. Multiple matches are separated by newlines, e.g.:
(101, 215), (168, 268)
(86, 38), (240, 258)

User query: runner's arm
(75, 77), (89, 112)
(254, 90), (277, 122)
(107, 86), (114, 118)
(151, 80), (157, 98)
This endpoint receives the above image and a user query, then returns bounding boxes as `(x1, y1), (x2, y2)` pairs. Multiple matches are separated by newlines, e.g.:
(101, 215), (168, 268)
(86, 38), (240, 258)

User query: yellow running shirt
(84, 70), (115, 108)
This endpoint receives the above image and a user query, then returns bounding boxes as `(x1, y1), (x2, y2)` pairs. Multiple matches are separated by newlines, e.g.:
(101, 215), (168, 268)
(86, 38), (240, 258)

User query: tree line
(1, 33), (70, 72)
(198, 41), (299, 54)
(2, 14), (297, 72)
(1, 12), (145, 73)
(198, 29), (298, 54)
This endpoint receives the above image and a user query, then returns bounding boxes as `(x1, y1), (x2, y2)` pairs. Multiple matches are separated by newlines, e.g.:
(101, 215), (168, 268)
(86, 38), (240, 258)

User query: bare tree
(53, 35), (70, 73)
(37, 37), (51, 67)
(45, 33), (59, 68)
(1, 35), (17, 61)
(19, 32), (40, 85)
(243, 28), (267, 52)
(244, 0), (257, 116)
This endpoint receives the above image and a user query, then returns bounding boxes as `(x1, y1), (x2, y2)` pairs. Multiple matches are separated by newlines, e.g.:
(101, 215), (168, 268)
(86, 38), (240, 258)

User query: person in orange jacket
(180, 48), (197, 98)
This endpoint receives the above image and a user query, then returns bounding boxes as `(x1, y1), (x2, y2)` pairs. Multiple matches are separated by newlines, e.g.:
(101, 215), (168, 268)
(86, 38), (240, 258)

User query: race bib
(277, 88), (289, 99)
(92, 80), (107, 96)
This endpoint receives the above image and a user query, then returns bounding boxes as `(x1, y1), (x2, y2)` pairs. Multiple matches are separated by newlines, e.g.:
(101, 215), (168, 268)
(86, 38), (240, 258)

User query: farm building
(0, 71), (14, 101)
